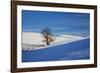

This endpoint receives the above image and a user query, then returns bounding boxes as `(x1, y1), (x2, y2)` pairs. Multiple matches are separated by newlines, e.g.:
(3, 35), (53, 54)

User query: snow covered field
(22, 32), (86, 50)
(22, 32), (90, 62)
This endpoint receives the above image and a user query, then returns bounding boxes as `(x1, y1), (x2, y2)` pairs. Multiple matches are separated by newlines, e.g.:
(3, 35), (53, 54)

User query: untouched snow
(22, 32), (87, 50)
(22, 32), (43, 45)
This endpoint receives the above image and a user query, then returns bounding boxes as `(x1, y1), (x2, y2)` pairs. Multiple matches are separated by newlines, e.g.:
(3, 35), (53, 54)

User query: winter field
(22, 32), (90, 62)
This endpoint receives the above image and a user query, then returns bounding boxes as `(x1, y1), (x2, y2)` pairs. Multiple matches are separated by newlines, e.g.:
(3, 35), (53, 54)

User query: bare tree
(41, 27), (55, 45)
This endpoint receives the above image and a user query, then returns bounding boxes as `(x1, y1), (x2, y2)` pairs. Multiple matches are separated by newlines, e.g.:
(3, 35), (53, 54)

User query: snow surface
(22, 32), (87, 50)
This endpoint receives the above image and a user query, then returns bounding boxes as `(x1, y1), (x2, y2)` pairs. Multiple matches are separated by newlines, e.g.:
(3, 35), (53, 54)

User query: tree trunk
(46, 37), (50, 45)
(46, 42), (50, 45)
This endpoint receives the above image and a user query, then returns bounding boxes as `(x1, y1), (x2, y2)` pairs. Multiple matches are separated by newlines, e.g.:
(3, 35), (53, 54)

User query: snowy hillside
(22, 32), (86, 50)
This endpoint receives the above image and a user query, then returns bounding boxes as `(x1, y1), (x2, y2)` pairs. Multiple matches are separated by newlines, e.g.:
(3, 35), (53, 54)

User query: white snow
(22, 32), (86, 50)
(22, 32), (43, 45)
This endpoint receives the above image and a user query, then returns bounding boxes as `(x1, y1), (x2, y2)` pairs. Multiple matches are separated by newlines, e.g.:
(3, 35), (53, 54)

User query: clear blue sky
(22, 10), (90, 36)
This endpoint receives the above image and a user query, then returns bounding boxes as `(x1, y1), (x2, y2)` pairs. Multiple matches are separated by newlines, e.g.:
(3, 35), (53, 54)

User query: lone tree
(41, 27), (55, 45)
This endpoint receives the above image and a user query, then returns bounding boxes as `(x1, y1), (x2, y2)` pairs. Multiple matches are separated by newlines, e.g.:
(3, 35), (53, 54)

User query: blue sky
(22, 10), (90, 36)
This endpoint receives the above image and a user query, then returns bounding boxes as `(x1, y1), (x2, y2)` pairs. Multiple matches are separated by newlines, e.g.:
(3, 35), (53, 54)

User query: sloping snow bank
(22, 32), (87, 50)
